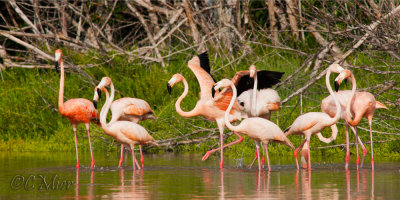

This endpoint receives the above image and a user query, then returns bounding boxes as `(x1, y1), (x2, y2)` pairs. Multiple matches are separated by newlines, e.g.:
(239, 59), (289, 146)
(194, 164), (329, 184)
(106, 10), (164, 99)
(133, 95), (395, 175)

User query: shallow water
(1, 151), (400, 199)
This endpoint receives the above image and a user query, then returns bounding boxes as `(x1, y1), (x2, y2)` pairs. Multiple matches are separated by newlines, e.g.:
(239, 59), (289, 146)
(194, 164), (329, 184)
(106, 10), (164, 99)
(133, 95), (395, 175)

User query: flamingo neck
(345, 73), (357, 124)
(325, 69), (341, 126)
(251, 73), (257, 116)
(58, 58), (65, 114)
(175, 77), (198, 118)
(224, 81), (241, 132)
(100, 82), (115, 132)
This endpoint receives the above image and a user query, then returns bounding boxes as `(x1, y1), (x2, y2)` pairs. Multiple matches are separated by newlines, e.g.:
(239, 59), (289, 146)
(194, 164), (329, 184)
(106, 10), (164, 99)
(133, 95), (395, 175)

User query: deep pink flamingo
(93, 79), (155, 168)
(322, 68), (387, 170)
(55, 49), (99, 169)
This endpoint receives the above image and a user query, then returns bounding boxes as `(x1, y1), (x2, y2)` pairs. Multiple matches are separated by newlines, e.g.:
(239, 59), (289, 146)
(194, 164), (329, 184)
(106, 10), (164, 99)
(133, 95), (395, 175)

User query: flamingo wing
(214, 89), (240, 114)
(188, 52), (215, 99)
(123, 99), (154, 116)
(236, 70), (284, 96)
(120, 125), (154, 144)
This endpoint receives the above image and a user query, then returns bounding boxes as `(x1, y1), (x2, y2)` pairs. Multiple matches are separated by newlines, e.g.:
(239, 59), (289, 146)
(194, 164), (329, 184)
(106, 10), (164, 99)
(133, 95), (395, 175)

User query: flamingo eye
(240, 102), (245, 107)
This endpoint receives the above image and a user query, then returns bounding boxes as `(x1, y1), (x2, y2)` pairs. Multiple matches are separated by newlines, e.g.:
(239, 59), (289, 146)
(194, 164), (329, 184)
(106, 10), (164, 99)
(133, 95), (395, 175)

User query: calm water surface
(1, 151), (400, 199)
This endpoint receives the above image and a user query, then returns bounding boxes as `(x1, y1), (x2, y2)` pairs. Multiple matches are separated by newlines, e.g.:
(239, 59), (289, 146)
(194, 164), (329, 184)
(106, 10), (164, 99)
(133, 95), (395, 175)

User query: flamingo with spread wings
(321, 68), (387, 170)
(167, 52), (244, 169)
(93, 79), (155, 168)
(55, 49), (99, 169)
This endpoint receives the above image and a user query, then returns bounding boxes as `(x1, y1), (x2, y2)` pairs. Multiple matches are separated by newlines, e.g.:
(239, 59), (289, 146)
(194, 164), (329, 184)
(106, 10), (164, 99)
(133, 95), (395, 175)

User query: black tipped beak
(167, 83), (172, 95)
(334, 81), (340, 92)
(93, 100), (97, 109)
(55, 61), (60, 72)
(212, 85), (216, 98)
(97, 88), (102, 99)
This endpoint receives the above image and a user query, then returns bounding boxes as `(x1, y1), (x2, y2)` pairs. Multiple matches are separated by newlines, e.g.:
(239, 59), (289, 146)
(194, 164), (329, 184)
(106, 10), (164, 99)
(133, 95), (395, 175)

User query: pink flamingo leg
(264, 144), (270, 172)
(349, 126), (367, 168)
(219, 131), (224, 169)
(307, 139), (311, 171)
(261, 145), (265, 169)
(85, 123), (95, 169)
(73, 124), (80, 169)
(139, 145), (144, 168)
(345, 124), (350, 170)
(256, 144), (261, 171)
(369, 120), (374, 170)
(202, 132), (243, 161)
(131, 146), (141, 171)
(118, 145), (124, 168)
(355, 126), (360, 170)
(294, 139), (307, 170)
(249, 151), (258, 168)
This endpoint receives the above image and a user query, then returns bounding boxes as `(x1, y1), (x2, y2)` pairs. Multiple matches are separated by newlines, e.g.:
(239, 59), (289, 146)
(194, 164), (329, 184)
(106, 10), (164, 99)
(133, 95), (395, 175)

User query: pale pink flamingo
(321, 68), (387, 170)
(55, 49), (99, 169)
(98, 77), (158, 171)
(93, 81), (155, 168)
(284, 64), (343, 170)
(167, 52), (244, 169)
(213, 78), (294, 171)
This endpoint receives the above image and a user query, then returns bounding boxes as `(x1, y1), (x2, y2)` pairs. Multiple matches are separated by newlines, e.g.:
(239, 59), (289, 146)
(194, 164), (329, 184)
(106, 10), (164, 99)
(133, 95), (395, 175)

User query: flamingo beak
(212, 85), (216, 98)
(55, 61), (60, 72)
(167, 83), (172, 95)
(97, 88), (102, 99)
(334, 81), (340, 92)
(93, 100), (97, 109)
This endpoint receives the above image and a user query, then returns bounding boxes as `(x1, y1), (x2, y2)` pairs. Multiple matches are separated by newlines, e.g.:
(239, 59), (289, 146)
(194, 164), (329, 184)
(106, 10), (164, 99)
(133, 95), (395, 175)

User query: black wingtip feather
(198, 51), (210, 74)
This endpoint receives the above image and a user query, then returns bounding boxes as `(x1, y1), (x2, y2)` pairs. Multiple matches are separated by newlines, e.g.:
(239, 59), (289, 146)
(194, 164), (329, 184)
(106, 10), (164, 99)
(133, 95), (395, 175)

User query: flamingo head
(54, 49), (62, 71)
(93, 77), (112, 108)
(249, 65), (256, 78)
(167, 74), (183, 95)
(334, 69), (352, 92)
(328, 63), (345, 74)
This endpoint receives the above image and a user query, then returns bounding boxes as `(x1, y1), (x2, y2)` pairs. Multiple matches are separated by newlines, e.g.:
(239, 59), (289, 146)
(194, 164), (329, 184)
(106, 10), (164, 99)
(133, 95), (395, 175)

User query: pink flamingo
(284, 64), (343, 170)
(321, 68), (387, 170)
(93, 80), (155, 168)
(167, 53), (244, 169)
(55, 49), (99, 169)
(98, 77), (158, 171)
(213, 78), (294, 171)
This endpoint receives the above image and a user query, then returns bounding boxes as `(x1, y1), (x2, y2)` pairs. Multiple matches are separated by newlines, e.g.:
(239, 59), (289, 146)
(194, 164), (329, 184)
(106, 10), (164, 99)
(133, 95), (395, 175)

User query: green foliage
(0, 47), (399, 162)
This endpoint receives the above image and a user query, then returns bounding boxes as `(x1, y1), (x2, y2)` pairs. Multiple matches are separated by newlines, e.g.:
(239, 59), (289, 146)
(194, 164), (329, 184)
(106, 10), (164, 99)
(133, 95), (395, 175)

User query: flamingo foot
(371, 159), (375, 171)
(118, 158), (123, 168)
(90, 160), (95, 169)
(360, 149), (367, 168)
(202, 151), (212, 161)
(76, 162), (80, 169)
(220, 160), (224, 169)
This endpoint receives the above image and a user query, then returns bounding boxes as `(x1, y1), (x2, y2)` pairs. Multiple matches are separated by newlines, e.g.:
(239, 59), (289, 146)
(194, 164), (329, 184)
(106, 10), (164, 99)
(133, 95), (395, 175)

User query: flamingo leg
(307, 139), (311, 171)
(349, 126), (367, 168)
(119, 145), (124, 168)
(256, 143), (261, 171)
(355, 126), (360, 170)
(261, 144), (265, 169)
(201, 132), (243, 162)
(264, 143), (270, 172)
(139, 145), (144, 168)
(249, 151), (258, 168)
(85, 123), (95, 169)
(131, 146), (141, 171)
(73, 124), (80, 169)
(345, 123), (350, 170)
(294, 139), (307, 170)
(369, 120), (374, 170)
(219, 124), (224, 169)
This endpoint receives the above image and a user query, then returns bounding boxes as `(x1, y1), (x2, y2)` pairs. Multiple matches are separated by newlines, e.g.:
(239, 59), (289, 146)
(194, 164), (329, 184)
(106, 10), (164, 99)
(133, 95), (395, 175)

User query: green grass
(0, 47), (399, 162)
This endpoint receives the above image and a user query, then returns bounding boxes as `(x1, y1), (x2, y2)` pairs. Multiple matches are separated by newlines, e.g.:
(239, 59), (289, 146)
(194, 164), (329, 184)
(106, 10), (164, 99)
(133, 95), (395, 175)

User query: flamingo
(97, 77), (158, 171)
(321, 68), (387, 170)
(55, 49), (99, 169)
(284, 64), (343, 170)
(213, 78), (294, 171)
(167, 53), (245, 169)
(93, 80), (155, 168)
